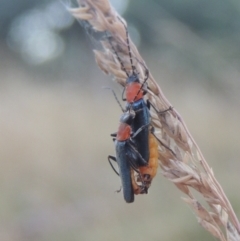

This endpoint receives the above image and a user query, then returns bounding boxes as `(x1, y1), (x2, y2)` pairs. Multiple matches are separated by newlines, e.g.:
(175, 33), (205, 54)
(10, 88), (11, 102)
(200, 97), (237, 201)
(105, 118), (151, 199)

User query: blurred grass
(0, 14), (240, 241)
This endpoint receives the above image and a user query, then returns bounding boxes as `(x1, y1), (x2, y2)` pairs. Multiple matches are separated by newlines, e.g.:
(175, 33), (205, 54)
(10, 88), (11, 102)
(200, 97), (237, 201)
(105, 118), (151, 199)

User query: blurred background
(0, 0), (240, 240)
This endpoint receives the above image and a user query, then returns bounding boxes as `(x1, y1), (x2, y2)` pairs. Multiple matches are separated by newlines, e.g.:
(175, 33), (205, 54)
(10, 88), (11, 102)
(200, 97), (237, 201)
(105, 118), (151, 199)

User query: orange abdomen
(131, 133), (159, 195)
(139, 133), (159, 184)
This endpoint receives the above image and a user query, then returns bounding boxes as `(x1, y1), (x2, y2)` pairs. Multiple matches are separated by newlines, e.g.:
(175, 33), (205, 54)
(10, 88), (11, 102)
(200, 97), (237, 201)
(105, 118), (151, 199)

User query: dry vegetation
(69, 0), (240, 240)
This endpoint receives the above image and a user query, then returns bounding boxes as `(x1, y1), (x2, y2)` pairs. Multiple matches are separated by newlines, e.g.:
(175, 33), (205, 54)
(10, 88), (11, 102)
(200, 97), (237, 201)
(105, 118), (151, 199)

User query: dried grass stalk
(69, 1), (240, 240)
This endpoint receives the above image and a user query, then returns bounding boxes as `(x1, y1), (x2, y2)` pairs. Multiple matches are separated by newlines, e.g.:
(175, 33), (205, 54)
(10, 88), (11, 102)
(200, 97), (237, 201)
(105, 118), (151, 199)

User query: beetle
(108, 109), (149, 203)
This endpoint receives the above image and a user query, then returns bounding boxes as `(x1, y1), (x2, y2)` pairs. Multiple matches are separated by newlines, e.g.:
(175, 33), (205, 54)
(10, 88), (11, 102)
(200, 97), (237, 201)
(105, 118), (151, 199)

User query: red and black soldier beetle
(108, 109), (149, 203)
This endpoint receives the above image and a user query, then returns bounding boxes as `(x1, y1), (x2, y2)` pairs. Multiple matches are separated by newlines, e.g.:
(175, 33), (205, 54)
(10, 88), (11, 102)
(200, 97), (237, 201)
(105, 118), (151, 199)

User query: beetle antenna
(105, 32), (129, 77)
(117, 17), (135, 75)
(103, 86), (125, 112)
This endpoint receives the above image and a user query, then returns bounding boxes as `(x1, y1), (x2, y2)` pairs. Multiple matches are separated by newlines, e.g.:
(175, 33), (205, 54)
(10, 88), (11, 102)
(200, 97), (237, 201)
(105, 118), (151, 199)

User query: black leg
(148, 100), (173, 114)
(128, 142), (148, 166)
(150, 130), (177, 157)
(122, 87), (126, 101)
(131, 124), (149, 139)
(108, 155), (119, 176)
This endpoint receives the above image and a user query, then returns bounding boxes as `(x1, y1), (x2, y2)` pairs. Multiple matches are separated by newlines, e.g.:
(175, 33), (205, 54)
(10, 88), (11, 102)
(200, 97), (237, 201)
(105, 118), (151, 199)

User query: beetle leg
(108, 155), (120, 176)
